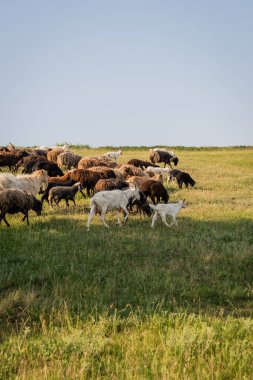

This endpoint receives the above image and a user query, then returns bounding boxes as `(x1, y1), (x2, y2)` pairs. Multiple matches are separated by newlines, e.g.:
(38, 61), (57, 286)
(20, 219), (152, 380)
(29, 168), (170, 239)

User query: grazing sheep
(57, 152), (83, 170)
(0, 189), (42, 227)
(127, 174), (163, 188)
(17, 155), (49, 173)
(48, 172), (72, 184)
(89, 166), (116, 179)
(78, 157), (107, 169)
(169, 170), (196, 188)
(150, 200), (186, 228)
(94, 178), (129, 193)
(150, 149), (179, 168)
(48, 182), (84, 209)
(118, 164), (148, 179)
(139, 179), (169, 204)
(87, 186), (143, 230)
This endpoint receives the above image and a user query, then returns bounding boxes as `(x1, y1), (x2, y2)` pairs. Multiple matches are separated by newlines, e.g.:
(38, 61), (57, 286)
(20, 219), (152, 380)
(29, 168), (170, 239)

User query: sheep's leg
(151, 194), (156, 205)
(2, 214), (11, 227)
(65, 199), (69, 207)
(72, 198), (76, 206)
(151, 212), (159, 228)
(87, 205), (96, 230)
(100, 207), (109, 228)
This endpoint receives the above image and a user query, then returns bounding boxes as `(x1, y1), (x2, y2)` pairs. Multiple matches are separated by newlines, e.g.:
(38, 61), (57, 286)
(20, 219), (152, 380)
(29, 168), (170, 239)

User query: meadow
(0, 146), (253, 379)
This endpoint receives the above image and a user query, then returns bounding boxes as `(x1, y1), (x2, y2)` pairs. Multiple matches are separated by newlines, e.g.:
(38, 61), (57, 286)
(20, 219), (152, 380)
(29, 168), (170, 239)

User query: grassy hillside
(1, 147), (253, 379)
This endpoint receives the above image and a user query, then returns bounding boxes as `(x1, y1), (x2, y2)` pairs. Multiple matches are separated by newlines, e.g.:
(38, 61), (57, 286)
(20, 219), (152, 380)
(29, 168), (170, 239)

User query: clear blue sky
(1, 0), (252, 147)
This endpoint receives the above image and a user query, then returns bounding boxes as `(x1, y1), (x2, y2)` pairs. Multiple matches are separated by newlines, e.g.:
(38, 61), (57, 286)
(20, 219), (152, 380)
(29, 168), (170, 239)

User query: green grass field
(1, 146), (253, 379)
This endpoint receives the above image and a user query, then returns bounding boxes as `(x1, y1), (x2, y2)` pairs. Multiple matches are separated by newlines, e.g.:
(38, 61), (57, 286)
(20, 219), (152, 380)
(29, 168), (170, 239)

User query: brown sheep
(47, 148), (67, 163)
(139, 179), (169, 204)
(48, 172), (72, 184)
(0, 151), (29, 172)
(118, 164), (148, 179)
(68, 169), (103, 196)
(88, 166), (116, 179)
(0, 189), (42, 227)
(127, 159), (158, 169)
(57, 152), (83, 170)
(94, 178), (129, 193)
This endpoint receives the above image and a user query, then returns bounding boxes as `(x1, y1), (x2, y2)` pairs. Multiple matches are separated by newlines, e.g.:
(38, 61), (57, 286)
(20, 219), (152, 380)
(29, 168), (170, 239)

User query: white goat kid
(150, 200), (186, 228)
(87, 186), (140, 231)
(103, 150), (122, 162)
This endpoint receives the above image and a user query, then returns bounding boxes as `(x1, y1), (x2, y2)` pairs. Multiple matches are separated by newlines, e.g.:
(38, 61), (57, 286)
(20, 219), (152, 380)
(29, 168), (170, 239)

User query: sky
(0, 0), (252, 147)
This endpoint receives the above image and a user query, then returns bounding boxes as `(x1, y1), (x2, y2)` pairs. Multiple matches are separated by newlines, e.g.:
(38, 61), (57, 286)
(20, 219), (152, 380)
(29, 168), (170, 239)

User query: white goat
(103, 150), (122, 162)
(87, 186), (140, 231)
(150, 200), (186, 228)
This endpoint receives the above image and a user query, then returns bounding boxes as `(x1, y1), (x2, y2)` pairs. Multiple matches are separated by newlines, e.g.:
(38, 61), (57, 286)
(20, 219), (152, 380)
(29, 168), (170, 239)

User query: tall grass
(0, 147), (253, 379)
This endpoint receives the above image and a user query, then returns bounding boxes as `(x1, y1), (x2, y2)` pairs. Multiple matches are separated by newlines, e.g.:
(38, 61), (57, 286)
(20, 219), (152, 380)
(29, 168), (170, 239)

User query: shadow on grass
(1, 214), (253, 334)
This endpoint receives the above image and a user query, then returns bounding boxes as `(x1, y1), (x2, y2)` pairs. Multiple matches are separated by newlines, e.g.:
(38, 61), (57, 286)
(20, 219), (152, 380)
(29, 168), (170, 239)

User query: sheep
(118, 164), (148, 179)
(0, 189), (42, 227)
(48, 172), (72, 184)
(0, 170), (49, 196)
(31, 161), (64, 177)
(150, 200), (186, 228)
(150, 149), (179, 168)
(48, 182), (84, 209)
(103, 150), (122, 162)
(68, 169), (103, 196)
(88, 166), (117, 179)
(78, 157), (107, 169)
(40, 179), (77, 204)
(0, 151), (29, 172)
(16, 155), (49, 172)
(94, 178), (129, 193)
(139, 179), (169, 204)
(86, 185), (143, 230)
(169, 170), (196, 188)
(57, 152), (83, 170)
(127, 174), (163, 188)
(127, 159), (158, 169)
(47, 147), (68, 163)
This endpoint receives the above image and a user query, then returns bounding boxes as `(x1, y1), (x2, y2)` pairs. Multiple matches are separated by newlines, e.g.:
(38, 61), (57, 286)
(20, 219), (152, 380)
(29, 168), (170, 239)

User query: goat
(103, 150), (122, 162)
(150, 200), (186, 228)
(0, 189), (42, 227)
(87, 186), (142, 230)
(48, 182), (84, 209)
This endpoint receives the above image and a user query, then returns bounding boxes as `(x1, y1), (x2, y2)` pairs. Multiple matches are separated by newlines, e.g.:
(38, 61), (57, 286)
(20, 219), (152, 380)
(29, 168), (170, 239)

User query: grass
(0, 146), (253, 379)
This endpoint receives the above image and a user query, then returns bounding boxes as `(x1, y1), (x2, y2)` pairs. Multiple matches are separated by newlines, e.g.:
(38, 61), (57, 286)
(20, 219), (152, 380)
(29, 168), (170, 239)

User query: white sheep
(103, 150), (122, 162)
(86, 186), (140, 231)
(149, 200), (186, 228)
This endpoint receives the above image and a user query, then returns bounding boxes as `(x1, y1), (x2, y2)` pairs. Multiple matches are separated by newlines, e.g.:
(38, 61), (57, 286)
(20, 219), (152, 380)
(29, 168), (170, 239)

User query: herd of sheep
(0, 143), (196, 228)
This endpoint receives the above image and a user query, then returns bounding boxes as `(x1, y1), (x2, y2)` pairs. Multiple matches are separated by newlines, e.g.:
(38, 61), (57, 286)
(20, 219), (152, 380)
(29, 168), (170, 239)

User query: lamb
(40, 179), (77, 204)
(86, 185), (142, 230)
(57, 152), (83, 170)
(103, 150), (122, 162)
(150, 200), (186, 228)
(139, 179), (169, 204)
(169, 170), (196, 188)
(0, 189), (42, 227)
(94, 178), (129, 193)
(48, 182), (83, 209)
